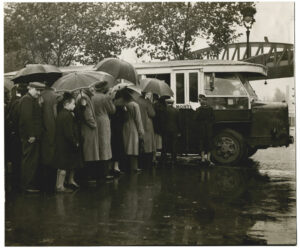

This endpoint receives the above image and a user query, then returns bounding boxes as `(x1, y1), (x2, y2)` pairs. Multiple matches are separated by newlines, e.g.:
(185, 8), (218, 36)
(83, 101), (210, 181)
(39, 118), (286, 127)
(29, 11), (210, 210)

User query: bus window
(189, 72), (198, 102)
(205, 73), (247, 96)
(176, 73), (185, 104)
(239, 74), (258, 101)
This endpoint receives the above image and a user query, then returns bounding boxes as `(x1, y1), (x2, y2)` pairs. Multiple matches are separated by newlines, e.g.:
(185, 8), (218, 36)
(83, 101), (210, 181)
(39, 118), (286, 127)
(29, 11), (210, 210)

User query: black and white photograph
(2, 1), (296, 246)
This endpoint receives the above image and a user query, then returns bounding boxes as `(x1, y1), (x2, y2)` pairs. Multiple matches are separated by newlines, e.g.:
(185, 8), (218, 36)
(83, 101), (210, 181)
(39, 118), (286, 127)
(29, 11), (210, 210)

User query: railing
(192, 42), (294, 78)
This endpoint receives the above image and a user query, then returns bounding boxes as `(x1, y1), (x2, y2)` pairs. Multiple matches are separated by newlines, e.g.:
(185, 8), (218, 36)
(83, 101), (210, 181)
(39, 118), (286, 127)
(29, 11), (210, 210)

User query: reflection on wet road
(5, 141), (295, 245)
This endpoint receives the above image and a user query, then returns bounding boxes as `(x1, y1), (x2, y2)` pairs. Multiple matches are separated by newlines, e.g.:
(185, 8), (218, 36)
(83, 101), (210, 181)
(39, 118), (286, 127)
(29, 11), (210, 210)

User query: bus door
(173, 70), (201, 105)
(173, 70), (202, 154)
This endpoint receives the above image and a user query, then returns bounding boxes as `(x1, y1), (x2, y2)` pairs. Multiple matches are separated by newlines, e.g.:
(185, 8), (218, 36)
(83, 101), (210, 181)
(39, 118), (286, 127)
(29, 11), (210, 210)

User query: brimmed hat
(166, 98), (174, 104)
(198, 94), (206, 99)
(28, 82), (45, 90)
(94, 81), (109, 92)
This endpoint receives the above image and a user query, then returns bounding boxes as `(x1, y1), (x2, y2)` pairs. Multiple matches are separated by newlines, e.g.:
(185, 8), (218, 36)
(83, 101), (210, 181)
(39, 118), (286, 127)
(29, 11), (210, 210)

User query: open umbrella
(140, 78), (174, 97)
(108, 80), (141, 99)
(52, 71), (114, 92)
(12, 64), (62, 85)
(112, 80), (141, 93)
(95, 58), (139, 85)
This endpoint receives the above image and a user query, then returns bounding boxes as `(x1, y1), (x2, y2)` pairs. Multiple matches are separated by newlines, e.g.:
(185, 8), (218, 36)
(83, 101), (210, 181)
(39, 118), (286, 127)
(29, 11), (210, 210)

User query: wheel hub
(217, 137), (237, 159)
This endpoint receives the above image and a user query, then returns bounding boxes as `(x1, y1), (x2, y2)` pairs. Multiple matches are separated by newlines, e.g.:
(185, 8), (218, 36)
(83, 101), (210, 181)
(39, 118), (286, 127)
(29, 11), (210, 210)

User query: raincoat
(76, 92), (99, 162)
(135, 96), (156, 153)
(53, 108), (83, 169)
(122, 101), (144, 156)
(92, 92), (116, 161)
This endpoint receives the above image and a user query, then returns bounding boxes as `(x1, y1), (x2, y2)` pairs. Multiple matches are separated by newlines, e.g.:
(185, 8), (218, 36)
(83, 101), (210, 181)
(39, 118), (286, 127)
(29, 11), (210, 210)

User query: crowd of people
(4, 80), (215, 194)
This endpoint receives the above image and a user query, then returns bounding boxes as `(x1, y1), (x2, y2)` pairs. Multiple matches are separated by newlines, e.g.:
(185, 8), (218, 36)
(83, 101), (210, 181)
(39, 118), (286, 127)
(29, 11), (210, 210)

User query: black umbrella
(95, 58), (139, 85)
(12, 64), (62, 85)
(140, 78), (174, 97)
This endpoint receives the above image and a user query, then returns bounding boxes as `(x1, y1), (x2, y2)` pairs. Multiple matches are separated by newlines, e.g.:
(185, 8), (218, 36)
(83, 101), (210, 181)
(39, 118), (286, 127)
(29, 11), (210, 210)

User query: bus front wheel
(211, 129), (247, 166)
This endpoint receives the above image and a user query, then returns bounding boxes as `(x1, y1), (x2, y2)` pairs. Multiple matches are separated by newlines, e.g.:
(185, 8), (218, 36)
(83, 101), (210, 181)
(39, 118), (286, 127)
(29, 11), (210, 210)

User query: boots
(68, 170), (79, 189)
(129, 156), (141, 173)
(207, 152), (215, 166)
(56, 169), (72, 193)
(201, 151), (206, 163)
(113, 161), (124, 176)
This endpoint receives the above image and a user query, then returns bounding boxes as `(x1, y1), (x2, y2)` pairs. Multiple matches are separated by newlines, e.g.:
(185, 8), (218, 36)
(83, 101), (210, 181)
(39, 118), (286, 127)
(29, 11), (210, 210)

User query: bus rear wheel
(211, 129), (247, 166)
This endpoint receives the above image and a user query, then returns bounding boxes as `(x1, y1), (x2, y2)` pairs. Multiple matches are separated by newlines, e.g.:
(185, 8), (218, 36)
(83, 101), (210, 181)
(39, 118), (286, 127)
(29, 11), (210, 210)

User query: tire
(247, 146), (258, 157)
(211, 129), (247, 166)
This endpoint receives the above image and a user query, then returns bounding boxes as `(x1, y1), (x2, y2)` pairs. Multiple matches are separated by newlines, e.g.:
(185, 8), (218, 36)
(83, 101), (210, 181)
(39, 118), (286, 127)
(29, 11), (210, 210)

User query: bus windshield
(238, 74), (258, 100)
(205, 73), (247, 96)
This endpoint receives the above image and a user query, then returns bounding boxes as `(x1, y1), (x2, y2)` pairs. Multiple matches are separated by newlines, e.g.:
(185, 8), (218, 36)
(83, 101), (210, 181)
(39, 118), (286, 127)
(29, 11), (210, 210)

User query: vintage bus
(133, 60), (293, 165)
(5, 59), (293, 165)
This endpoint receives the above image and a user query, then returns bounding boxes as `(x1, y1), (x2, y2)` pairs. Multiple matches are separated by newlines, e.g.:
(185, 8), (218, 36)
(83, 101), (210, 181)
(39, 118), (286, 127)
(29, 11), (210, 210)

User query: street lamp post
(240, 6), (256, 59)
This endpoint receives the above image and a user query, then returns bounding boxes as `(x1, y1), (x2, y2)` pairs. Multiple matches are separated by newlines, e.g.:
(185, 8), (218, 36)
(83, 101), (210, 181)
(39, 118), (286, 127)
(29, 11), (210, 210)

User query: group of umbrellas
(6, 58), (174, 98)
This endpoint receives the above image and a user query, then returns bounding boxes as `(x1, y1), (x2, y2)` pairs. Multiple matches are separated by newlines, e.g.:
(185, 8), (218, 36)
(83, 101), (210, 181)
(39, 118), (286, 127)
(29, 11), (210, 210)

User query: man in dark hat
(6, 84), (28, 191)
(19, 82), (45, 192)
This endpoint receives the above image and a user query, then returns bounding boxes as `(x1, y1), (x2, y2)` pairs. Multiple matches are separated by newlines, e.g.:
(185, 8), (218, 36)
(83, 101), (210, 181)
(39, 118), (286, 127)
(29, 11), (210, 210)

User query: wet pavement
(5, 133), (296, 245)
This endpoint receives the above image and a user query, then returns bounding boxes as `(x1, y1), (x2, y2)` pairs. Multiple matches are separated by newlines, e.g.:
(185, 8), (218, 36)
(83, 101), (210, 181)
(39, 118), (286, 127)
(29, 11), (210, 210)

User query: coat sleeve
(146, 100), (155, 118)
(53, 93), (60, 119)
(19, 97), (35, 138)
(194, 108), (204, 121)
(133, 103), (144, 136)
(83, 103), (97, 129)
(62, 112), (78, 148)
(105, 96), (116, 115)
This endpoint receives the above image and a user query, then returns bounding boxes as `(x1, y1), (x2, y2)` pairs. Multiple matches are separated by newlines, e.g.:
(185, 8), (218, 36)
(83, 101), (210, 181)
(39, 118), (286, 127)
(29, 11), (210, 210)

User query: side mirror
(209, 73), (215, 91)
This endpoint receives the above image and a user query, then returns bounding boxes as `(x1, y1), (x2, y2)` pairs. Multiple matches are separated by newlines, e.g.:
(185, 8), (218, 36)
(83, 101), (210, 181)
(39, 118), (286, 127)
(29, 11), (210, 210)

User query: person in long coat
(121, 90), (144, 172)
(53, 93), (83, 192)
(110, 104), (126, 173)
(194, 94), (215, 165)
(18, 82), (45, 192)
(92, 84), (116, 179)
(153, 96), (168, 162)
(76, 89), (100, 162)
(5, 85), (27, 192)
(135, 92), (156, 167)
(75, 89), (99, 184)
(40, 85), (60, 192)
(161, 98), (181, 165)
